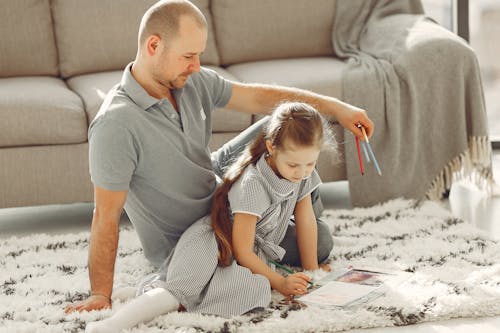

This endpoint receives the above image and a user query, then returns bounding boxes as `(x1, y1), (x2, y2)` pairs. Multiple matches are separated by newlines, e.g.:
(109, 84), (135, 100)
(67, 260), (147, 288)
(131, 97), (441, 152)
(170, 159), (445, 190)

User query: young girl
(86, 102), (335, 333)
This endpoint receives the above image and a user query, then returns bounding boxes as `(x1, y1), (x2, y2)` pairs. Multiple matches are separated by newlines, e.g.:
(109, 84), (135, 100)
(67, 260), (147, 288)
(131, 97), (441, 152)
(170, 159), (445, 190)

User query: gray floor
(0, 152), (499, 333)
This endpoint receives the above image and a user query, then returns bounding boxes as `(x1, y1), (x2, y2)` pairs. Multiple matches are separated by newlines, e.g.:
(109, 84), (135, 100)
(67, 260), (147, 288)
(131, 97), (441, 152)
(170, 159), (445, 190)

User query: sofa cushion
(0, 77), (87, 147)
(52, 0), (220, 78)
(0, 0), (58, 77)
(67, 71), (123, 124)
(68, 66), (251, 132)
(212, 0), (336, 65)
(316, 125), (347, 182)
(227, 57), (345, 100)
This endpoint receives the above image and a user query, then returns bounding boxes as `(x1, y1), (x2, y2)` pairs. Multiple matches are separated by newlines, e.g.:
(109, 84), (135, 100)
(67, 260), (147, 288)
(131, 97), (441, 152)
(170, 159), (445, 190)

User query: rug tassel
(426, 136), (494, 201)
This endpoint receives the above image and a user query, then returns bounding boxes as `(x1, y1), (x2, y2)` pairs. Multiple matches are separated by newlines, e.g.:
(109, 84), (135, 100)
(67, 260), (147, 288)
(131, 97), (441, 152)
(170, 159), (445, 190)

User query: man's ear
(146, 34), (161, 56)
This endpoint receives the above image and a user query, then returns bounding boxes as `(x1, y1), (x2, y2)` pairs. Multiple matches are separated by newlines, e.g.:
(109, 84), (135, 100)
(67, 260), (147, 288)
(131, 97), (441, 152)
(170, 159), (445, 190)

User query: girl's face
(266, 140), (320, 183)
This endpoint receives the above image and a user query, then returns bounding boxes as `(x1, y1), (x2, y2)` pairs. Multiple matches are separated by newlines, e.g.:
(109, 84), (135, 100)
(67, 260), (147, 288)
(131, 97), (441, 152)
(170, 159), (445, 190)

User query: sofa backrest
(51, 0), (220, 78)
(0, 0), (59, 78)
(1, 0), (337, 78)
(211, 0), (337, 66)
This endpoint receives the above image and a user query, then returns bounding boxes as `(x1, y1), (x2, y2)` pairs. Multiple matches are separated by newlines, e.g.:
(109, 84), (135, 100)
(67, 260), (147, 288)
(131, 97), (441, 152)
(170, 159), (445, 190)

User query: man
(65, 0), (373, 313)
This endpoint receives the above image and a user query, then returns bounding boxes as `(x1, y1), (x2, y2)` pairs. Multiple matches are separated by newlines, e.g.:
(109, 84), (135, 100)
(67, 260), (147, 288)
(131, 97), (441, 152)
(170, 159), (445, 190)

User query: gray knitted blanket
(333, 0), (493, 207)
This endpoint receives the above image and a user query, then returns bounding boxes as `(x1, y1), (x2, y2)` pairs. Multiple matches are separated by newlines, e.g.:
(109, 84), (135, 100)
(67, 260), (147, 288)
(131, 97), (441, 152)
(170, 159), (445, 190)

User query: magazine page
(299, 281), (379, 307)
(298, 267), (411, 308)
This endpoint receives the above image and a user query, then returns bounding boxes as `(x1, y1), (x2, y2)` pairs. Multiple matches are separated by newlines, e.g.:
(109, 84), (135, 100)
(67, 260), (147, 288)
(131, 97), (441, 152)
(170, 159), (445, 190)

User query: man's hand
(335, 102), (374, 141)
(64, 294), (111, 313)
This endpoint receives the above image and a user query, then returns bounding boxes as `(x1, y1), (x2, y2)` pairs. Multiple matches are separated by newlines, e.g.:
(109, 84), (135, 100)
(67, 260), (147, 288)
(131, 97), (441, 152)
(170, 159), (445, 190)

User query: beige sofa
(0, 0), (350, 208)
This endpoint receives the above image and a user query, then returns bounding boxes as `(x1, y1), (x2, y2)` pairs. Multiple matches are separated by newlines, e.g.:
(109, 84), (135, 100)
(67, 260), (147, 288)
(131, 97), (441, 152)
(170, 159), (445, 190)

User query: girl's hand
(277, 273), (311, 297)
(64, 294), (111, 313)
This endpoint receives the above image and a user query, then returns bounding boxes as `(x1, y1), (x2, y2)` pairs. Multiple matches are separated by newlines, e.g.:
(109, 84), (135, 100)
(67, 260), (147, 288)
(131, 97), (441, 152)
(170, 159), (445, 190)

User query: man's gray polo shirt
(88, 63), (232, 266)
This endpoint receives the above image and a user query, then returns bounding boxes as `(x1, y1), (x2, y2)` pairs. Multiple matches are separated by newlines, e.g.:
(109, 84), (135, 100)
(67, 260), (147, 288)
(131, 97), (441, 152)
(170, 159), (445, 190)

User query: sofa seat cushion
(68, 66), (252, 132)
(226, 57), (346, 100)
(205, 66), (252, 132)
(67, 71), (123, 124)
(0, 77), (87, 147)
(52, 0), (220, 78)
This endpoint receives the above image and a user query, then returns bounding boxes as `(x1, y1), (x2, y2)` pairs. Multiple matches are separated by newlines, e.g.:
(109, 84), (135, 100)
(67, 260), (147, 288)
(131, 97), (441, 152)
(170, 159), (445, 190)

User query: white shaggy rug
(1, 199), (500, 333)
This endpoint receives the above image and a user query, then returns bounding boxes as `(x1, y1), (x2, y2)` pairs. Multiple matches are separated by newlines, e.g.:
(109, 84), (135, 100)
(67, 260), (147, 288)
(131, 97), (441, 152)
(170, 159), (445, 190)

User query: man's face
(153, 16), (207, 89)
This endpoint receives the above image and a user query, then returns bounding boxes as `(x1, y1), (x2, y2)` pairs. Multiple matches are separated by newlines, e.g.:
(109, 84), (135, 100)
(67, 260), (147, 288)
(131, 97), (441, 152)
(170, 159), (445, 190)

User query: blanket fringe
(426, 136), (494, 201)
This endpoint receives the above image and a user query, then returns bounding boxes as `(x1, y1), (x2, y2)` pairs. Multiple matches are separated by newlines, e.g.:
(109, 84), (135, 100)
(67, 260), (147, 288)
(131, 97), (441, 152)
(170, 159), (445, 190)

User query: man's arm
(65, 186), (127, 313)
(225, 81), (374, 140)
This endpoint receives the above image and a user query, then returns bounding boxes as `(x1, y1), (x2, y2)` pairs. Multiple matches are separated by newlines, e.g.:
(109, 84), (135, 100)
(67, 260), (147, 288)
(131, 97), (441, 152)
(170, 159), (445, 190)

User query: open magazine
(298, 267), (411, 308)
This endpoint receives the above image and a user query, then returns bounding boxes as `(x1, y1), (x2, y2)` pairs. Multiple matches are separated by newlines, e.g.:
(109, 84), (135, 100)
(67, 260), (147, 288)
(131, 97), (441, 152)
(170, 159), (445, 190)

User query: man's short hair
(138, 0), (206, 47)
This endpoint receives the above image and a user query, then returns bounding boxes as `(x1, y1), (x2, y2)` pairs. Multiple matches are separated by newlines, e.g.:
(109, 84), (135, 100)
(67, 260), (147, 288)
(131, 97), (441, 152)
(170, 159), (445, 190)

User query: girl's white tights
(85, 288), (180, 333)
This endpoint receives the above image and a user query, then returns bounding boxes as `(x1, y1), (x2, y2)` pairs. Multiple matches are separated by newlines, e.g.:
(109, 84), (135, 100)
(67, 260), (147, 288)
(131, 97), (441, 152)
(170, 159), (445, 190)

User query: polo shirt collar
(256, 154), (296, 198)
(121, 62), (160, 110)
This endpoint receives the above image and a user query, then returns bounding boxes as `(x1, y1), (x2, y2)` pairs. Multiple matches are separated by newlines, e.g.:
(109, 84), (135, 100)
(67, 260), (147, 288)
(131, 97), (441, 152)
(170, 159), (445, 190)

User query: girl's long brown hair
(211, 102), (333, 266)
